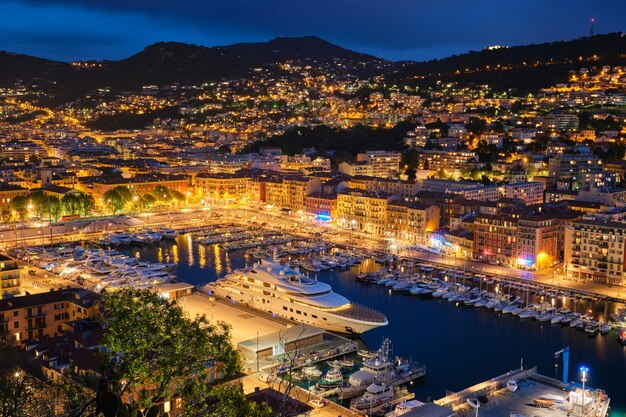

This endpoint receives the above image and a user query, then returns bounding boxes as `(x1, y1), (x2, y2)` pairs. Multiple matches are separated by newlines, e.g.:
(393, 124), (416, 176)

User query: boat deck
(335, 303), (388, 323)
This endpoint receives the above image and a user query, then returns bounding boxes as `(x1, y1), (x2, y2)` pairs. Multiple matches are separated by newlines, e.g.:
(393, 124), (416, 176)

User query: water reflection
(198, 243), (207, 269)
(186, 234), (194, 266)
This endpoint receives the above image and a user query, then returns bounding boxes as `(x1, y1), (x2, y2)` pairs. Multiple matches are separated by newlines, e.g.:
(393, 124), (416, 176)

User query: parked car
(309, 399), (326, 408)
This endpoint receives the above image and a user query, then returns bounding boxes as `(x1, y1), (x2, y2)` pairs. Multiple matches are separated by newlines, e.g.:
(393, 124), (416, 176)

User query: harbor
(4, 222), (625, 416)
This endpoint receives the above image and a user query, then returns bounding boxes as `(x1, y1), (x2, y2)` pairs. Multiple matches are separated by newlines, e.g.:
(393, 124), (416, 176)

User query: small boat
(585, 322), (600, 336)
(318, 368), (344, 388)
(329, 359), (354, 368)
(618, 328), (626, 345)
(600, 323), (611, 334)
(385, 399), (424, 417)
(507, 380), (518, 392)
(533, 394), (566, 408)
(302, 366), (322, 378)
(159, 228), (178, 239)
(350, 383), (394, 411)
(357, 349), (376, 359)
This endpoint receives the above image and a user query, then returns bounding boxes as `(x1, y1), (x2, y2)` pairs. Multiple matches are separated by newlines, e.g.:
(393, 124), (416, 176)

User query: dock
(435, 367), (611, 417)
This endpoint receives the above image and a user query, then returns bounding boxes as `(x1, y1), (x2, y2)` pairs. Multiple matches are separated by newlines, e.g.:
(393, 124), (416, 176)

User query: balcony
(26, 311), (45, 319)
(26, 320), (46, 331)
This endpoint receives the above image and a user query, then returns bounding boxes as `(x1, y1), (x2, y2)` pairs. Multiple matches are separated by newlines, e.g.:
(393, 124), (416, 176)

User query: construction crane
(554, 347), (570, 384)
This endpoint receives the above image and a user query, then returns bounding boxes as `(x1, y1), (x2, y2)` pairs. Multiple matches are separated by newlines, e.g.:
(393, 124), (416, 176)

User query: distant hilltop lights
(484, 45), (509, 51)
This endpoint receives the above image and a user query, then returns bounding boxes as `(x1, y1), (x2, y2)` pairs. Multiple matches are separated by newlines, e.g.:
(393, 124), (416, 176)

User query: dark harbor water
(123, 236), (626, 415)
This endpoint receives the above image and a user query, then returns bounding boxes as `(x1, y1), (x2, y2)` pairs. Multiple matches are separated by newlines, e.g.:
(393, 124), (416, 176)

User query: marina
(6, 223), (626, 415)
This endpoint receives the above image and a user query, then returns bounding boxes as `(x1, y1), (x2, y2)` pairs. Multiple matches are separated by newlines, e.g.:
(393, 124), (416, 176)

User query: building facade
(565, 219), (626, 285)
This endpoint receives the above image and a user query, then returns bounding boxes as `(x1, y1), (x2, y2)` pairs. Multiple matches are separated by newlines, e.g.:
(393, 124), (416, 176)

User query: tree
(103, 186), (131, 214)
(100, 289), (244, 415)
(78, 194), (95, 217)
(10, 196), (28, 223)
(0, 207), (12, 226)
(141, 193), (156, 209)
(466, 117), (487, 136)
(0, 368), (43, 417)
(217, 145), (231, 154)
(62, 194), (81, 216)
(207, 384), (271, 417)
(48, 197), (63, 222)
(29, 192), (47, 219)
(169, 190), (185, 207)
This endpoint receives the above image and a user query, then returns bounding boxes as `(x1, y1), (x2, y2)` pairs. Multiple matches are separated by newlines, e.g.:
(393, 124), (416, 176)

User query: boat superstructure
(208, 258), (387, 334)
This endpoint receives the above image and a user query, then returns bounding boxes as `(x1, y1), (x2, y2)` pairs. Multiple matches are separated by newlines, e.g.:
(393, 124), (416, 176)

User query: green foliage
(103, 186), (132, 214)
(48, 196), (62, 222)
(466, 117), (487, 136)
(243, 122), (414, 159)
(0, 207), (12, 225)
(217, 145), (231, 154)
(62, 194), (81, 216)
(100, 289), (242, 411)
(10, 195), (28, 222)
(206, 384), (271, 417)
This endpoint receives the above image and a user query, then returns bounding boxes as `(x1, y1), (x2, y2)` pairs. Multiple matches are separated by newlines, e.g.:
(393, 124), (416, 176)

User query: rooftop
(0, 288), (100, 311)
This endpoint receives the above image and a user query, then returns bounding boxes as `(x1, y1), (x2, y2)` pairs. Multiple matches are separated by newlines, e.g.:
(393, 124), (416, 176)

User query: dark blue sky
(1, 0), (624, 62)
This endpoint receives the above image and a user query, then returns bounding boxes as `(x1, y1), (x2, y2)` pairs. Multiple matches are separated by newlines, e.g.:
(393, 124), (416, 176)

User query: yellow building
(194, 172), (248, 205)
(0, 182), (29, 208)
(337, 188), (395, 237)
(386, 201), (440, 245)
(0, 254), (21, 299)
(0, 287), (101, 345)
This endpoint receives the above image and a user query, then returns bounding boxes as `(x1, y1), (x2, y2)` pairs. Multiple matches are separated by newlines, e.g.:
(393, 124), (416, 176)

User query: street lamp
(580, 366), (589, 415)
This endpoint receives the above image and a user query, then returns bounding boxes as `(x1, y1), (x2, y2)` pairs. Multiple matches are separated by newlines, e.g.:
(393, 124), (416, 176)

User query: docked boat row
(11, 245), (176, 292)
(98, 228), (177, 246)
(358, 262), (623, 341)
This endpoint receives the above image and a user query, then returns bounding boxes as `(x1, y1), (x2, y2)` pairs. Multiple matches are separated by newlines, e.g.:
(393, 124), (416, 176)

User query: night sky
(1, 0), (624, 62)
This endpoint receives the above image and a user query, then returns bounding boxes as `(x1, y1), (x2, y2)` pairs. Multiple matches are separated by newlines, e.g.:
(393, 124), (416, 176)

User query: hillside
(0, 33), (624, 101)
(0, 36), (385, 99)
(387, 33), (626, 92)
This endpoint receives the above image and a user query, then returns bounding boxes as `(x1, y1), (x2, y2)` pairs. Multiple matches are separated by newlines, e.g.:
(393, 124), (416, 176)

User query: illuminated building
(337, 188), (396, 237)
(565, 219), (626, 285)
(194, 172), (247, 205)
(386, 201), (440, 245)
(0, 182), (29, 208)
(0, 254), (21, 299)
(0, 288), (100, 345)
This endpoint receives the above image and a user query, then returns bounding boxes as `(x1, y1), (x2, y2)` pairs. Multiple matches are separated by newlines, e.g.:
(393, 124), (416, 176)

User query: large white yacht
(207, 258), (388, 334)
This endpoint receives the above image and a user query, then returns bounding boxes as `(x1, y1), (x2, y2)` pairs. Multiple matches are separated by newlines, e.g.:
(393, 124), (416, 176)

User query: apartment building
(565, 219), (626, 285)
(0, 254), (21, 299)
(473, 214), (519, 266)
(337, 188), (397, 237)
(547, 154), (603, 190)
(541, 113), (579, 131)
(0, 182), (29, 208)
(348, 176), (419, 200)
(355, 151), (401, 178)
(0, 287), (101, 345)
(386, 201), (440, 245)
(473, 210), (580, 269)
(416, 150), (478, 173)
(305, 192), (337, 220)
(194, 172), (247, 205)
(502, 182), (544, 205)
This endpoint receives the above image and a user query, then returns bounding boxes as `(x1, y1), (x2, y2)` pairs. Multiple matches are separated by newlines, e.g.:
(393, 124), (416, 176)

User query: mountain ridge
(0, 33), (624, 100)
